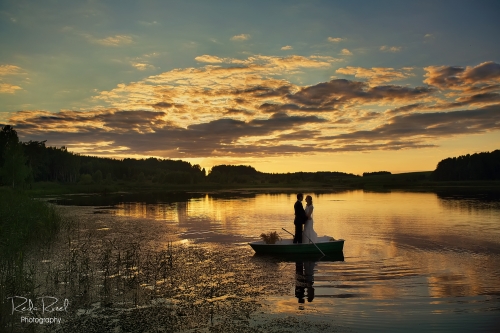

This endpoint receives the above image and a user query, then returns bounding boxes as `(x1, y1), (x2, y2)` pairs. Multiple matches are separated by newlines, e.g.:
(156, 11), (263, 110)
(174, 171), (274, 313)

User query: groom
(293, 193), (308, 243)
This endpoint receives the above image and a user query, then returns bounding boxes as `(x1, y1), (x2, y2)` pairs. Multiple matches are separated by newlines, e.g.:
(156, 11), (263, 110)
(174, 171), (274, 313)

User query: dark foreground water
(6, 189), (500, 332)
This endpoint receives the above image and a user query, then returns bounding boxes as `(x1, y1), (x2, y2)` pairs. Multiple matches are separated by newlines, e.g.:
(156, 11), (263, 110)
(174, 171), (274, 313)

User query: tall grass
(0, 188), (62, 330)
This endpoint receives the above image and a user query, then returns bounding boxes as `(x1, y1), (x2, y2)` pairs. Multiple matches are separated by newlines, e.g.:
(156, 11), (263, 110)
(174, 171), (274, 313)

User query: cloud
(324, 104), (500, 143)
(281, 45), (293, 50)
(7, 59), (500, 157)
(195, 55), (226, 63)
(11, 110), (327, 157)
(131, 62), (156, 71)
(287, 79), (435, 108)
(0, 65), (24, 93)
(340, 49), (352, 56)
(424, 34), (433, 38)
(0, 83), (22, 93)
(336, 66), (415, 85)
(327, 37), (344, 42)
(85, 34), (133, 46)
(424, 61), (500, 90)
(0, 64), (22, 76)
(230, 34), (250, 41)
(380, 45), (402, 52)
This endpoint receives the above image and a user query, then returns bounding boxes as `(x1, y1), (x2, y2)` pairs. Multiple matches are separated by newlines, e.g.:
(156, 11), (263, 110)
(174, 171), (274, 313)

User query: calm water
(51, 190), (500, 332)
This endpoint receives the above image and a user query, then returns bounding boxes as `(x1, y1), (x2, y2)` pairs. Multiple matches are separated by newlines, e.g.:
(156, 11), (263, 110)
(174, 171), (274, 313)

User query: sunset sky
(1, 0), (499, 174)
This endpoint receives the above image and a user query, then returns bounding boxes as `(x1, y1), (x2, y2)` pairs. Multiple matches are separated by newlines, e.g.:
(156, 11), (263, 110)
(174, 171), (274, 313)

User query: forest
(433, 150), (500, 181)
(0, 125), (358, 188)
(1, 125), (499, 188)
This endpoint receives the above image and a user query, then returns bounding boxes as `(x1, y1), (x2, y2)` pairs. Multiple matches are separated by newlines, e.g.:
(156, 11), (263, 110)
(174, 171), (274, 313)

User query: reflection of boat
(252, 251), (344, 263)
(249, 236), (344, 255)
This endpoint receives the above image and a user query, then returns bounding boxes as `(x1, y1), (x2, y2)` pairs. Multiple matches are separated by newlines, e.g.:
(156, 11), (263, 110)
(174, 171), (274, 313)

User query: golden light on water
(109, 190), (500, 304)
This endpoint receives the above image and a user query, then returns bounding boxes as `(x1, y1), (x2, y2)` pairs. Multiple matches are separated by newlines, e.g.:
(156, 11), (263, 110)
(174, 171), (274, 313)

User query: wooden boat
(249, 236), (344, 255)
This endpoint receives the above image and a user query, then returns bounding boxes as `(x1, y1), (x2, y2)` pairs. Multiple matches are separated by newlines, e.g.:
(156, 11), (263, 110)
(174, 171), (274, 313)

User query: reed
(0, 189), (62, 330)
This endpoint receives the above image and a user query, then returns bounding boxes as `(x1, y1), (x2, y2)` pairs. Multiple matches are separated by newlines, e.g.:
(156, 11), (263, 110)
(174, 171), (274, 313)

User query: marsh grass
(1, 196), (300, 332)
(0, 188), (62, 330)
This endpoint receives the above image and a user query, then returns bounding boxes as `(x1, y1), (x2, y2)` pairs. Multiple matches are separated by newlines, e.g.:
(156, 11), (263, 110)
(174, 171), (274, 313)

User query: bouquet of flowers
(260, 231), (281, 244)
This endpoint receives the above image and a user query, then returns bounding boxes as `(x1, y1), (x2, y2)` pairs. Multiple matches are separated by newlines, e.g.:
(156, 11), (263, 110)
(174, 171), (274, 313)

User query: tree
(93, 170), (103, 183)
(0, 125), (20, 167)
(0, 142), (31, 188)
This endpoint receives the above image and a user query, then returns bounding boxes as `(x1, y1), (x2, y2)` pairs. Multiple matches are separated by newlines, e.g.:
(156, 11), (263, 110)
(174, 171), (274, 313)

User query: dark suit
(293, 200), (308, 243)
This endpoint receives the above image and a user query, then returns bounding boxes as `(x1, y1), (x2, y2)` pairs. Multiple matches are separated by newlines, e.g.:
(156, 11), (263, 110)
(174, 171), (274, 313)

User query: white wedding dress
(303, 205), (318, 243)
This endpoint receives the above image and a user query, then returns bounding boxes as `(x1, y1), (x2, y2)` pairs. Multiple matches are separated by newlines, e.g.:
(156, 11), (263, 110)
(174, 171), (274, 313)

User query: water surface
(49, 189), (500, 332)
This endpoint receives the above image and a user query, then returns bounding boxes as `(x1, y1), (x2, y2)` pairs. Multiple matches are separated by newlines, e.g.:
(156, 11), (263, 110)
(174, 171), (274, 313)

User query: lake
(15, 189), (500, 332)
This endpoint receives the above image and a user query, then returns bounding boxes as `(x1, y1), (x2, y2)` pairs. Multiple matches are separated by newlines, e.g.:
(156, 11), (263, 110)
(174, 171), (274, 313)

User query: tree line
(6, 125), (495, 187)
(0, 125), (205, 188)
(0, 125), (359, 188)
(433, 150), (500, 181)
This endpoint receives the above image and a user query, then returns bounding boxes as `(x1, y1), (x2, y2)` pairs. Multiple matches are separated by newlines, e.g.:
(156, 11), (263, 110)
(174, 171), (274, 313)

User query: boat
(248, 236), (344, 255)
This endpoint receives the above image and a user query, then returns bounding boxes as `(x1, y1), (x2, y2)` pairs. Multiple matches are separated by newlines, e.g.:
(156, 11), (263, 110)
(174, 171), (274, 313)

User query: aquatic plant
(0, 189), (62, 330)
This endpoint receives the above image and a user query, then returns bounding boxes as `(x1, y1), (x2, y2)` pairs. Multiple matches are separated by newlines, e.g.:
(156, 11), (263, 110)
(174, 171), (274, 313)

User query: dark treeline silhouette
(0, 125), (205, 187)
(207, 164), (358, 184)
(433, 150), (500, 181)
(363, 171), (391, 177)
(0, 125), (358, 188)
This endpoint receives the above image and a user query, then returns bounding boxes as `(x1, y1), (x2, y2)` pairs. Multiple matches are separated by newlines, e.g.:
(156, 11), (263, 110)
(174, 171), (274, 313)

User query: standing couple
(293, 193), (318, 244)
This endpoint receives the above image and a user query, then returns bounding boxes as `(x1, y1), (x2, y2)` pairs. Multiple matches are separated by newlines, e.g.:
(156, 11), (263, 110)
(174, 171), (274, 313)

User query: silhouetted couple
(293, 193), (318, 244)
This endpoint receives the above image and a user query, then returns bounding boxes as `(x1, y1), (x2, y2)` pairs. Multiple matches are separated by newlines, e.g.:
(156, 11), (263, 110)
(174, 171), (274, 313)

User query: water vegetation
(0, 189), (62, 329)
(1, 201), (334, 332)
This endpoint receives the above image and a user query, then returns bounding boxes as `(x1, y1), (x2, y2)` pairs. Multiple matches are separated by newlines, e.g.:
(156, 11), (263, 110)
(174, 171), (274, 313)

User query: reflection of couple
(293, 193), (318, 244)
(295, 261), (315, 305)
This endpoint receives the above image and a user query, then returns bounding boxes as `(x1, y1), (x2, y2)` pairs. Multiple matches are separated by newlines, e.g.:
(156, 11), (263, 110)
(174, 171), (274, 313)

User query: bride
(303, 195), (318, 243)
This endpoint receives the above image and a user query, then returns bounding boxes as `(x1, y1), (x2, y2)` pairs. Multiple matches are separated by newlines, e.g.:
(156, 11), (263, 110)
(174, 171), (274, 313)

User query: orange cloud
(8, 60), (500, 159)
(380, 45), (402, 52)
(0, 65), (22, 76)
(131, 62), (156, 71)
(340, 49), (352, 55)
(281, 45), (293, 50)
(336, 66), (415, 85)
(327, 37), (344, 42)
(0, 83), (22, 94)
(195, 55), (225, 63)
(424, 62), (500, 90)
(84, 34), (133, 46)
(230, 34), (250, 41)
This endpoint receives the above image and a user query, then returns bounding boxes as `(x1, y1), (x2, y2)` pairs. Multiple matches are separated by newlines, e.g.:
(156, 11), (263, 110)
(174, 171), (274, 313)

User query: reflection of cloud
(230, 34), (250, 41)
(336, 66), (414, 85)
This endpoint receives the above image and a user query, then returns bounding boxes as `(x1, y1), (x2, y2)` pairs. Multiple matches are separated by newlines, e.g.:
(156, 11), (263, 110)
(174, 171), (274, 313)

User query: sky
(1, 0), (500, 174)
